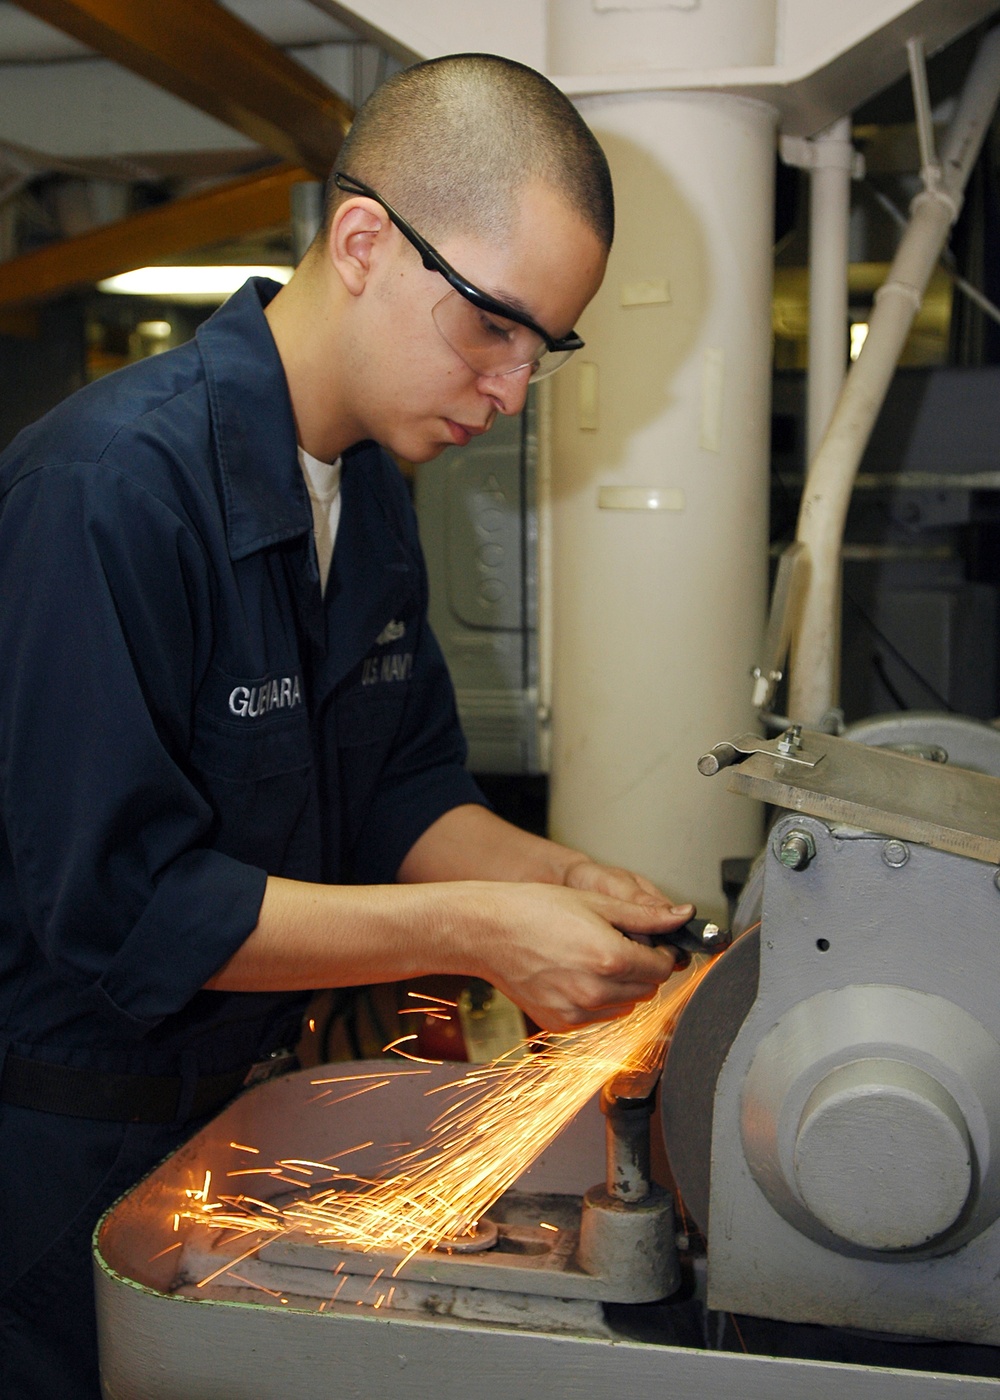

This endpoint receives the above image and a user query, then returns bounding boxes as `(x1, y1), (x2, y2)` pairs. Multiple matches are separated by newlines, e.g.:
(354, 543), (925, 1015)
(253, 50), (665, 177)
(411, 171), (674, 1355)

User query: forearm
(203, 867), (685, 1031)
(396, 803), (587, 885)
(204, 876), (491, 993)
(396, 804), (685, 911)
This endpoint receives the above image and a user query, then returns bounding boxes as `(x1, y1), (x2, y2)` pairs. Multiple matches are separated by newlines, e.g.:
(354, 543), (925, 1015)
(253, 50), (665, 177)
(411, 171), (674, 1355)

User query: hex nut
(776, 828), (816, 871)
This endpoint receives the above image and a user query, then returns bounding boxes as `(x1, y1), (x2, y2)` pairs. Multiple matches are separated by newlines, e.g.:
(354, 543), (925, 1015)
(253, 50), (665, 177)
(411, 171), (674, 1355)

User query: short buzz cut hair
(325, 53), (614, 250)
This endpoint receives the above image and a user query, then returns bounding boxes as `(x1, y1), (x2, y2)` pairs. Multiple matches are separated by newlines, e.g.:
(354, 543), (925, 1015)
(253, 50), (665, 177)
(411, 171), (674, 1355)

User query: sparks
(309, 1070), (431, 1085)
(317, 1080), (393, 1108)
(148, 1241), (183, 1262)
(183, 960), (713, 1281)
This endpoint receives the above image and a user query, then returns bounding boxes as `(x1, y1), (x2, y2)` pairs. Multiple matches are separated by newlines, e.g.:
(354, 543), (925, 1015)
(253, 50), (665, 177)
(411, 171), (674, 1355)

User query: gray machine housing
(681, 729), (1000, 1344)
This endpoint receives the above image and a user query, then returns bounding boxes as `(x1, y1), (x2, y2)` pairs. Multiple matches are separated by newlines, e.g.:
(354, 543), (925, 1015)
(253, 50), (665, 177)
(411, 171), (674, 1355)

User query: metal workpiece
(654, 916), (732, 968)
(576, 1184), (679, 1301)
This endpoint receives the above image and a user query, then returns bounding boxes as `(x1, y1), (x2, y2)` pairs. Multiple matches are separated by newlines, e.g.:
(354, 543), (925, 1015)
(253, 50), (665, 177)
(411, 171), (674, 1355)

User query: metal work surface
(96, 1281), (1000, 1400)
(95, 1055), (1000, 1398)
(723, 729), (1000, 862)
(174, 1191), (665, 1305)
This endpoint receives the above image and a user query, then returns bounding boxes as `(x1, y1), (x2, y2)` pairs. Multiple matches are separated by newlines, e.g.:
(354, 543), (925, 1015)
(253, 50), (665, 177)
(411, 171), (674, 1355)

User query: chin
(397, 439), (449, 465)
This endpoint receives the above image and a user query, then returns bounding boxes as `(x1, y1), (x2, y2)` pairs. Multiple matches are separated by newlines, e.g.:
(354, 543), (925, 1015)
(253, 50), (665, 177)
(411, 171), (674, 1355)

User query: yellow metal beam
(12, 0), (352, 177)
(0, 164), (309, 310)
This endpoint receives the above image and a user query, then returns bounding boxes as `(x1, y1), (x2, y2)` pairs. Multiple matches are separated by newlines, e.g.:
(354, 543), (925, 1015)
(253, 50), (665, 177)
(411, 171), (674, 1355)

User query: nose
(478, 364), (532, 417)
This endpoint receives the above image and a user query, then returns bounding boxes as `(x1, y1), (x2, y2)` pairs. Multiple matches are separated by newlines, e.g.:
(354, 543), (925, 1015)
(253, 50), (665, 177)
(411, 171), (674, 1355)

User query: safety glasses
(333, 172), (584, 381)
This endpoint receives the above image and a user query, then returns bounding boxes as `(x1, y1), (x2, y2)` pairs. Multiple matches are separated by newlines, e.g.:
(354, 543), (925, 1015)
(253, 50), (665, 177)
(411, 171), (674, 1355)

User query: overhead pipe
(786, 25), (1000, 726)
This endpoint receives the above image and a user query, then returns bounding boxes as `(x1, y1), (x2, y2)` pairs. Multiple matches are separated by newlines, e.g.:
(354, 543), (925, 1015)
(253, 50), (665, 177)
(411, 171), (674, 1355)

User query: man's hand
(562, 854), (693, 912)
(397, 805), (697, 1031)
(210, 809), (698, 1036)
(463, 880), (693, 1033)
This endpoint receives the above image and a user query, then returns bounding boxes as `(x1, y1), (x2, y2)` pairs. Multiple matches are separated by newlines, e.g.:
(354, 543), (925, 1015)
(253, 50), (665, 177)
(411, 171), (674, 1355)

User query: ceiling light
(97, 266), (293, 300)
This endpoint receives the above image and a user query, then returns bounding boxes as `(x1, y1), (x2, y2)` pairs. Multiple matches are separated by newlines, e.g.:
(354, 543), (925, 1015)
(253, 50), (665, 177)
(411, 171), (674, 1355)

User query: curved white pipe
(788, 25), (1000, 726)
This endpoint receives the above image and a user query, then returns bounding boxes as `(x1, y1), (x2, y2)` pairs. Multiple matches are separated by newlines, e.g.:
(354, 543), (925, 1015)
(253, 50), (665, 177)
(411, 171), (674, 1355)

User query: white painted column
(547, 6), (777, 918)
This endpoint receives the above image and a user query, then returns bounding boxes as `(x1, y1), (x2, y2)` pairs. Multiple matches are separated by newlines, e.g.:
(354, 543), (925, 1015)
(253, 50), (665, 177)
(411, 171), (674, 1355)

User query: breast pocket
(191, 669), (316, 872)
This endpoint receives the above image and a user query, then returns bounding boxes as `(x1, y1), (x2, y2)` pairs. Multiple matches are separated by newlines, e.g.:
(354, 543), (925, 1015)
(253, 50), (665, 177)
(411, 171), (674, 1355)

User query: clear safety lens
(432, 290), (576, 383)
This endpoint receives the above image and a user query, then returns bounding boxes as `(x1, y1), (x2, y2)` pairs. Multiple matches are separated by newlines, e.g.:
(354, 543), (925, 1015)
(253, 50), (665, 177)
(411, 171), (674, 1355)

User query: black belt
(0, 1052), (288, 1124)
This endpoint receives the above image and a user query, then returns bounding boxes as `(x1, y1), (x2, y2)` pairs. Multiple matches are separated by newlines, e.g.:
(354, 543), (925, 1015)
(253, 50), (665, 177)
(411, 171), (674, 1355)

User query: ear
(327, 198), (391, 297)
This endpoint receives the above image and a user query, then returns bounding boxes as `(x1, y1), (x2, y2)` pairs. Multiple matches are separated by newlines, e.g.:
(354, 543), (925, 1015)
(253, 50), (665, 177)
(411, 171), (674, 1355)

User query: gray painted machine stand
(679, 730), (1000, 1346)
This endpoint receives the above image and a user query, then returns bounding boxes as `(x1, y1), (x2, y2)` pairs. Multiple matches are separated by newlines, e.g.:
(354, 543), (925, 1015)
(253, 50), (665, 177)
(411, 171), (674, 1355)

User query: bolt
(701, 922), (721, 944)
(776, 724), (803, 756)
(777, 829), (816, 871)
(882, 840), (909, 868)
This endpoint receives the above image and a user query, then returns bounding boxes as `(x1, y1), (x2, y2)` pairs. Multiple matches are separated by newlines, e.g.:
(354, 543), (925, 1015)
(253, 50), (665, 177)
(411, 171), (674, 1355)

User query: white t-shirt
(298, 446), (342, 594)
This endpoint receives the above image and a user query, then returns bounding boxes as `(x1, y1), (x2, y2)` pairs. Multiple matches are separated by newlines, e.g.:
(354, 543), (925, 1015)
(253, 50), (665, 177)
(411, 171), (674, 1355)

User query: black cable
(871, 652), (912, 711)
(844, 589), (955, 710)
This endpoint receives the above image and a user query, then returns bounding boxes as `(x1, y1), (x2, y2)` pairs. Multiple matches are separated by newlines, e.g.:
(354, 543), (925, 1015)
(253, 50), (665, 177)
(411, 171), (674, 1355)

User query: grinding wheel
(659, 928), (759, 1233)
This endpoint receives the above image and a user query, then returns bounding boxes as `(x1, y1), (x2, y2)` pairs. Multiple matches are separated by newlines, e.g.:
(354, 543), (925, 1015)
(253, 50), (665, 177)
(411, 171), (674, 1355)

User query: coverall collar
(196, 277), (311, 563)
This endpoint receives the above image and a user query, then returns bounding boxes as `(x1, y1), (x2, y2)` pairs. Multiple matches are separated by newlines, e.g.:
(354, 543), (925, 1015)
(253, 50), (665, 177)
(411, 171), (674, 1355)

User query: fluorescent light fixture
(849, 321), (870, 361)
(97, 266), (293, 299)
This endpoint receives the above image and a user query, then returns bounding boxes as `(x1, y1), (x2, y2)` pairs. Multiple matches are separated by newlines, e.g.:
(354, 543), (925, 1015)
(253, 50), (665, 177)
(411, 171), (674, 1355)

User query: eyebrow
(483, 287), (537, 322)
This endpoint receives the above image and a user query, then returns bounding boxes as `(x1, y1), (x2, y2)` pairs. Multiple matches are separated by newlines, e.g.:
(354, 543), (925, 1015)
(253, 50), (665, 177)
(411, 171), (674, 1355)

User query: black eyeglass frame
(333, 172), (585, 359)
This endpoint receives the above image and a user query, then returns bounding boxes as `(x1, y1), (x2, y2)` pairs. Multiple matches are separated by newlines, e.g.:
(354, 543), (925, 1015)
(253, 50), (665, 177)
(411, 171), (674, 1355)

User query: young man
(0, 54), (691, 1397)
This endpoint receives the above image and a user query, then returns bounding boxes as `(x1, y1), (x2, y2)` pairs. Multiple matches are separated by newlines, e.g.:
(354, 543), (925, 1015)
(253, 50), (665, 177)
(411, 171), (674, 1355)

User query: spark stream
(186, 960), (712, 1274)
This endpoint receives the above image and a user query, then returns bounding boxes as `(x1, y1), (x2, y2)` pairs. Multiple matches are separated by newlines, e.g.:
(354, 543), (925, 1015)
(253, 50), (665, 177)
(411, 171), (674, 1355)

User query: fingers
(563, 859), (694, 918)
(534, 1003), (637, 1032)
(584, 890), (694, 937)
(481, 880), (689, 1035)
(565, 859), (659, 903)
(530, 980), (664, 1032)
(606, 939), (678, 985)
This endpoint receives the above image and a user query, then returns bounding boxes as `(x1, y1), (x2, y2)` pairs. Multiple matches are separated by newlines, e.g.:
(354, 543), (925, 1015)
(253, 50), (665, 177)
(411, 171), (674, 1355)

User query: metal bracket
(697, 726), (824, 776)
(779, 132), (865, 180)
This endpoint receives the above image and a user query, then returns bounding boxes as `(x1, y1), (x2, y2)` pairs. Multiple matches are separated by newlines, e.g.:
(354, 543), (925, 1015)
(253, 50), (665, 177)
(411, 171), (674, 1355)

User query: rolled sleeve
(0, 462), (266, 1030)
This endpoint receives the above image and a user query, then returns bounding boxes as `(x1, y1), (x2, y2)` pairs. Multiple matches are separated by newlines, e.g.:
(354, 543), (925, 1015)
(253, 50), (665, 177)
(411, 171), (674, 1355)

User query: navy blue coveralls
(0, 279), (483, 1398)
